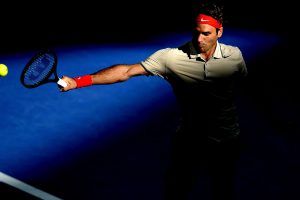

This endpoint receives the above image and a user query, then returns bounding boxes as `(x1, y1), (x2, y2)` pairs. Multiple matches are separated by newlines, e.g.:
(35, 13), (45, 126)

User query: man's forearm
(91, 64), (132, 84)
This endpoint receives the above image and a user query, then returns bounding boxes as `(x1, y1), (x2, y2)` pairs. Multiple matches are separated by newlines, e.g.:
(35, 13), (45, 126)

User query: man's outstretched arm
(59, 63), (148, 92)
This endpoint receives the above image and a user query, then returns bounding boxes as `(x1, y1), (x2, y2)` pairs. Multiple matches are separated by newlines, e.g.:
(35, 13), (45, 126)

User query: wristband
(73, 75), (92, 88)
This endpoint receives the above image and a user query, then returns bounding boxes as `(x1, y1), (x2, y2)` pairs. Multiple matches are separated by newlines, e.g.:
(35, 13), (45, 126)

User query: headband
(196, 14), (222, 28)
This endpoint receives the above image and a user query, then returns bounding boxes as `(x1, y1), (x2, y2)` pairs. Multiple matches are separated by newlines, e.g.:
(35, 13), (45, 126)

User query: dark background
(0, 0), (294, 53)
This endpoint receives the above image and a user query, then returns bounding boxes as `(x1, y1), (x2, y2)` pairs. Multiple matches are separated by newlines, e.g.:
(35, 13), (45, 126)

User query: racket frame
(20, 49), (60, 88)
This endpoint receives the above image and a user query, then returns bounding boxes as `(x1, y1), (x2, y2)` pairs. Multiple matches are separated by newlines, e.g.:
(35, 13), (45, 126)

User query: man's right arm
(59, 63), (149, 92)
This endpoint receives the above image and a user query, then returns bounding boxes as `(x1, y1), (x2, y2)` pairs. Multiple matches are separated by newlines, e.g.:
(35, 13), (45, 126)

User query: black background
(0, 0), (294, 53)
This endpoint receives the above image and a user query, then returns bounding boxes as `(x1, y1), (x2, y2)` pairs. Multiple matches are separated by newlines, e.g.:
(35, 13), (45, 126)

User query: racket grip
(57, 78), (67, 88)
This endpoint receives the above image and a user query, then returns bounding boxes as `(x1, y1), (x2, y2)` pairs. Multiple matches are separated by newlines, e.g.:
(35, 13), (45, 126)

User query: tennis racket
(20, 49), (67, 88)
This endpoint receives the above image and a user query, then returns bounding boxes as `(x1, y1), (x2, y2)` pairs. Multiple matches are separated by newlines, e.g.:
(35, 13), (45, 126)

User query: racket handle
(57, 78), (67, 88)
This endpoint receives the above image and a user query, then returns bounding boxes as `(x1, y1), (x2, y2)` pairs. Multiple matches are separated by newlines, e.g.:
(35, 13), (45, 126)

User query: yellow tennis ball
(0, 64), (8, 77)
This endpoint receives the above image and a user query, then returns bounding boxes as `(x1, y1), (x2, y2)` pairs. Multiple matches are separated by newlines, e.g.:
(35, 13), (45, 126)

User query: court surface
(0, 30), (299, 200)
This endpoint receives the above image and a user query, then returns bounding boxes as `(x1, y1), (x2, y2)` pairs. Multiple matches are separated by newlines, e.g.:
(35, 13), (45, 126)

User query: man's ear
(217, 27), (223, 38)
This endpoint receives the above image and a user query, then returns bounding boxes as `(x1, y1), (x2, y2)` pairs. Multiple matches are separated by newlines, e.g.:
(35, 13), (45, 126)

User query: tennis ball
(0, 64), (8, 77)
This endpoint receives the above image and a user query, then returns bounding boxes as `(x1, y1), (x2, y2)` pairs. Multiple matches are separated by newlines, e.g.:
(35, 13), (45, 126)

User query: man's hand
(59, 76), (77, 92)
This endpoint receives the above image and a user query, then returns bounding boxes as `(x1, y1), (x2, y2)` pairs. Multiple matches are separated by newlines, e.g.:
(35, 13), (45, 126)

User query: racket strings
(23, 53), (56, 85)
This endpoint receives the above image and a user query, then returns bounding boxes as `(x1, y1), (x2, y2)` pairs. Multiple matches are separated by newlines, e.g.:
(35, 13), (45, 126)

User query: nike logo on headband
(200, 18), (209, 22)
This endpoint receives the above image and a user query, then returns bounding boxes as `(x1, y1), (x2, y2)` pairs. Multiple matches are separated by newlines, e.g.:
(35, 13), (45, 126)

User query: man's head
(192, 1), (224, 55)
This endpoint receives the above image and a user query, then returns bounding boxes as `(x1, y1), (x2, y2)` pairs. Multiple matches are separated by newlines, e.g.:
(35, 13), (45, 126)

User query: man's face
(192, 24), (223, 53)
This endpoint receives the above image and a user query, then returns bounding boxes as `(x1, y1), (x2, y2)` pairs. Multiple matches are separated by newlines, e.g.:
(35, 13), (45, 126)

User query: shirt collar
(213, 41), (223, 59)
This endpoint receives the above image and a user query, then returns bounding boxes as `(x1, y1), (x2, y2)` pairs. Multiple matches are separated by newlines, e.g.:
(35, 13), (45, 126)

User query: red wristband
(73, 75), (92, 88)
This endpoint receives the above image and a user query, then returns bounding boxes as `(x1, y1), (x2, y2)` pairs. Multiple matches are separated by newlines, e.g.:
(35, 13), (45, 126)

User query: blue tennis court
(0, 28), (299, 200)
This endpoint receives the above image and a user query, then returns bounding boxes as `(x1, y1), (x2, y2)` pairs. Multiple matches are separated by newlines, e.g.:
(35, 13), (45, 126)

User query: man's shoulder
(219, 43), (243, 58)
(152, 47), (178, 56)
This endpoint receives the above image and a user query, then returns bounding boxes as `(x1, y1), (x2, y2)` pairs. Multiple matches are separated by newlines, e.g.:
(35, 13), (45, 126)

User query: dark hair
(193, 0), (224, 25)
